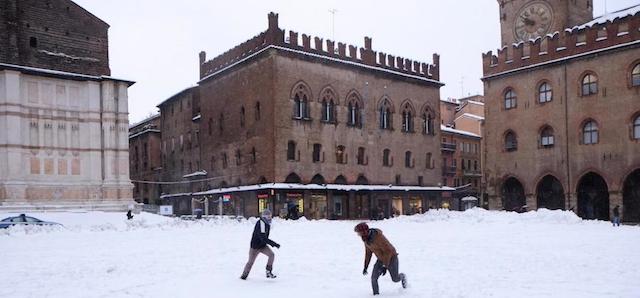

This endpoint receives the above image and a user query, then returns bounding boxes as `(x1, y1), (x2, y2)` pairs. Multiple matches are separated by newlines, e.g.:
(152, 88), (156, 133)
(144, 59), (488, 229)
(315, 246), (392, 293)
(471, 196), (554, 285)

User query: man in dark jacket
(241, 209), (280, 280)
(354, 222), (407, 295)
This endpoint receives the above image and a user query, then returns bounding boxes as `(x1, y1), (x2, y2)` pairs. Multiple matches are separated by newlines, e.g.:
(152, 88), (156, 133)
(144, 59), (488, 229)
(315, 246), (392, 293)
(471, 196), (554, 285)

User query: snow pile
(392, 208), (583, 225)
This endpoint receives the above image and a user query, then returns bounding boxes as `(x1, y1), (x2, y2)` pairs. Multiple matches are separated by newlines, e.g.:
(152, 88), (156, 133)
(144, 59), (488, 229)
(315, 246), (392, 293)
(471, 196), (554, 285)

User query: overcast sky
(73, 0), (639, 123)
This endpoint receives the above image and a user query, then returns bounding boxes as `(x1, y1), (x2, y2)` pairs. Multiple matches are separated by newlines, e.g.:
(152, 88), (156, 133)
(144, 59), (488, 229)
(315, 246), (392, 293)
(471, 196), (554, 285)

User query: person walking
(240, 209), (280, 280)
(354, 222), (407, 295)
(612, 205), (621, 227)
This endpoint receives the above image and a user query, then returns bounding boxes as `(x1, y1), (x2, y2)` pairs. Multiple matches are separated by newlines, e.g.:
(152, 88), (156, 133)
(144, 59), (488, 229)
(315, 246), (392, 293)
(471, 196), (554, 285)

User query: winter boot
(240, 272), (248, 280)
(265, 265), (277, 279)
(400, 273), (408, 289)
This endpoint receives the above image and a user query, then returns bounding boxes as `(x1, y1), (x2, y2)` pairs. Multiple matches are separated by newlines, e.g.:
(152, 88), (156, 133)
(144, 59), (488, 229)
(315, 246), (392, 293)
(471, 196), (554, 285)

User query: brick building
(483, 1), (640, 221)
(0, 0), (135, 211)
(439, 96), (484, 210)
(156, 13), (453, 218)
(129, 114), (162, 205)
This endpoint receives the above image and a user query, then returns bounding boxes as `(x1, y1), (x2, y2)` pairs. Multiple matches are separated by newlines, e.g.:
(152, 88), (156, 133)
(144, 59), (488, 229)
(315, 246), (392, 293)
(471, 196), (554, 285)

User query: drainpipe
(563, 64), (572, 211)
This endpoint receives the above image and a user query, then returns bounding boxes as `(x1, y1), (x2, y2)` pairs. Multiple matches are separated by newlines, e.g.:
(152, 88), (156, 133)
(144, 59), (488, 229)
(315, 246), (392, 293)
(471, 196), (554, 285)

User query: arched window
(539, 82), (552, 103)
(632, 64), (640, 87)
(582, 120), (599, 144)
(422, 108), (435, 135)
(379, 99), (393, 130)
(383, 149), (391, 167)
(404, 151), (413, 168)
(541, 126), (555, 147)
(287, 141), (297, 161)
(504, 89), (517, 109)
(581, 73), (598, 96)
(634, 115), (640, 140)
(346, 91), (363, 128)
(320, 88), (337, 123)
(401, 102), (414, 133)
(505, 131), (518, 151)
(292, 83), (310, 119)
(336, 145), (346, 164)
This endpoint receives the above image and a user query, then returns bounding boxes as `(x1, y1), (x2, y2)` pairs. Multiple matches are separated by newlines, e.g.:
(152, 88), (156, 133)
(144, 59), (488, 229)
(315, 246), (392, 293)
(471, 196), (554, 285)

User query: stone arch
(335, 175), (348, 185)
(318, 85), (339, 105)
(622, 169), (640, 222)
(501, 177), (526, 212)
(310, 174), (326, 185)
(356, 175), (369, 185)
(290, 80), (313, 100)
(400, 99), (416, 115)
(345, 89), (364, 106)
(285, 172), (302, 184)
(377, 96), (395, 113)
(536, 175), (565, 210)
(576, 172), (610, 220)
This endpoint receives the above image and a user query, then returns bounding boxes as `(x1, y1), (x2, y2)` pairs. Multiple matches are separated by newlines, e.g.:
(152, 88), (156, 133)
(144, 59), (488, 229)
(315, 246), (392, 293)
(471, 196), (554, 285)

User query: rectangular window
(357, 147), (366, 165)
(313, 144), (322, 163)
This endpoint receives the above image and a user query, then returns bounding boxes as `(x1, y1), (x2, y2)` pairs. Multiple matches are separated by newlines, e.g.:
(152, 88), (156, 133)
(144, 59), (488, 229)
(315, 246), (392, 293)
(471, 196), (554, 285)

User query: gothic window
(505, 131), (518, 151)
(292, 83), (310, 119)
(287, 141), (297, 161)
(346, 91), (363, 128)
(320, 88), (337, 123)
(582, 120), (599, 144)
(581, 73), (598, 96)
(383, 149), (391, 167)
(401, 102), (415, 133)
(539, 82), (552, 103)
(541, 126), (555, 147)
(336, 145), (346, 164)
(632, 64), (640, 87)
(422, 107), (435, 135)
(504, 88), (517, 110)
(379, 99), (393, 130)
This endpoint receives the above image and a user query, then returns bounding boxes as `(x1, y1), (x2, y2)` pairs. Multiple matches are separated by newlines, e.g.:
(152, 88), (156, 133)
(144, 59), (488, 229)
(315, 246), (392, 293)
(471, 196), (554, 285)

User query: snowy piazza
(1, 209), (639, 297)
(3, 0), (640, 297)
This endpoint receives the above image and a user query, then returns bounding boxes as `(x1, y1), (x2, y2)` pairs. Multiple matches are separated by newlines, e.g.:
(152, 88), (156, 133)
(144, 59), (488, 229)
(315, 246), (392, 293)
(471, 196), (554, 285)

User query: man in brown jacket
(354, 222), (407, 295)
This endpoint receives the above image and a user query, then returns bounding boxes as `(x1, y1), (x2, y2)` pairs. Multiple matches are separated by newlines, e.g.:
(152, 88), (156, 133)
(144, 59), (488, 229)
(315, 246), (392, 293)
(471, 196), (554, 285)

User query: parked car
(0, 214), (62, 229)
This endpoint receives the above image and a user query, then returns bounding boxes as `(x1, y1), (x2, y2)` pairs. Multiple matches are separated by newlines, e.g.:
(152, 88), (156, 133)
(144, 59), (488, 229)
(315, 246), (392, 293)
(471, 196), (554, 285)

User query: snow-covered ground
(1, 209), (639, 298)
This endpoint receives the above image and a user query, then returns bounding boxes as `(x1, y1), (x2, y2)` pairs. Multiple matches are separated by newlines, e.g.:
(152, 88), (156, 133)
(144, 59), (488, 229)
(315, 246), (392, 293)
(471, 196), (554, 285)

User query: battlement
(199, 12), (439, 82)
(483, 8), (640, 78)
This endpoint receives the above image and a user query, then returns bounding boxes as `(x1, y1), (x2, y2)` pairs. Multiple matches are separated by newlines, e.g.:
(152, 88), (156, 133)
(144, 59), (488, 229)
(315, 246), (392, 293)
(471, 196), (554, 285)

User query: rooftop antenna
(329, 8), (338, 40)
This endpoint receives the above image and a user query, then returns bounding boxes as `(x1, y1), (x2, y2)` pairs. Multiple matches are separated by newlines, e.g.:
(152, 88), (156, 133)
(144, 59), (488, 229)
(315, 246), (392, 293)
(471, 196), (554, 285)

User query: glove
(362, 268), (368, 276)
(381, 267), (387, 276)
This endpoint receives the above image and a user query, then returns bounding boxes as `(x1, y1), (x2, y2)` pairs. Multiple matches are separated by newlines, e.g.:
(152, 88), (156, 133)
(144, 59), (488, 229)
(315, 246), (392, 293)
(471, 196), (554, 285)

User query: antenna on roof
(329, 8), (338, 40)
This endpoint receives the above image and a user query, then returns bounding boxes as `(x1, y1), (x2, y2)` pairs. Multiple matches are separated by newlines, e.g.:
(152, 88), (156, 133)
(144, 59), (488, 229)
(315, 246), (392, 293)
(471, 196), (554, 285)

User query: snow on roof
(484, 39), (640, 79)
(156, 86), (197, 108)
(465, 100), (484, 106)
(183, 171), (208, 179)
(440, 125), (481, 138)
(159, 183), (455, 198)
(0, 63), (135, 85)
(455, 113), (485, 122)
(128, 129), (160, 139)
(129, 114), (160, 129)
(575, 4), (640, 30)
(199, 45), (443, 86)
(461, 196), (479, 202)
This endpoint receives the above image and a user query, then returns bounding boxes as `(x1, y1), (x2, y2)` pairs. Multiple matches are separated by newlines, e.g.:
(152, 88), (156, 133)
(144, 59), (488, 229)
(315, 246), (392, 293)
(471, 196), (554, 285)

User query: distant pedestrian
(240, 209), (280, 280)
(612, 205), (621, 227)
(126, 210), (133, 220)
(354, 222), (407, 295)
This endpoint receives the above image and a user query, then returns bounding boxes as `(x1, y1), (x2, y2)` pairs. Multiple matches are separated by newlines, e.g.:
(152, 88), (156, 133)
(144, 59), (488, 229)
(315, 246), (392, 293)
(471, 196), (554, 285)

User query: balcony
(441, 142), (457, 152)
(442, 166), (457, 176)
(463, 170), (482, 177)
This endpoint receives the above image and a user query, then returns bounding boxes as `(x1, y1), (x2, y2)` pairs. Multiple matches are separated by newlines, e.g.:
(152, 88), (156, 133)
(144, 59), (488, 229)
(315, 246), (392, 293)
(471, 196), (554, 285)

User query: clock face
(514, 2), (553, 42)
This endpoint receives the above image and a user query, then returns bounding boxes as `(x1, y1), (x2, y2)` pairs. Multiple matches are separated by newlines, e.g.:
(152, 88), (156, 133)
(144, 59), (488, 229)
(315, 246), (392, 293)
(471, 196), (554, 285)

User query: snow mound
(390, 208), (583, 225)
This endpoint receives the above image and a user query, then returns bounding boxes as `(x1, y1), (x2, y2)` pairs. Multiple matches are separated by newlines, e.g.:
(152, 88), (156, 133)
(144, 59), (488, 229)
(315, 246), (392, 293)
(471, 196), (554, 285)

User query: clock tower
(498, 0), (594, 46)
